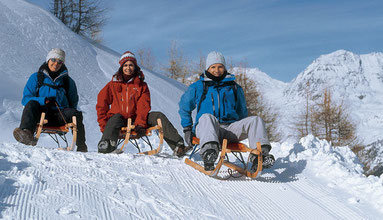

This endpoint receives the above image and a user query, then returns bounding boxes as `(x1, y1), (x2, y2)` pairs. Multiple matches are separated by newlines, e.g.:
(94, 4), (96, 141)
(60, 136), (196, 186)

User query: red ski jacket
(96, 71), (151, 132)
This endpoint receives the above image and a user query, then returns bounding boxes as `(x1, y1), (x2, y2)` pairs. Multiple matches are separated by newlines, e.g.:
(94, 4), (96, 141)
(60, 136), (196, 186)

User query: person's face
(207, 64), (225, 77)
(122, 61), (136, 76)
(47, 58), (63, 72)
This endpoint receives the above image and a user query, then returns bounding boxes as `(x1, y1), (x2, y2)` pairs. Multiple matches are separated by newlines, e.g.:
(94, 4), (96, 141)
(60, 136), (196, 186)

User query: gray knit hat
(205, 51), (226, 70)
(46, 48), (65, 63)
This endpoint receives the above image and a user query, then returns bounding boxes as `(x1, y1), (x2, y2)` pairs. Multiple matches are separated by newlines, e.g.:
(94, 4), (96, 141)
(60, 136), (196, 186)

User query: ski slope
(0, 0), (383, 219)
(1, 136), (382, 219)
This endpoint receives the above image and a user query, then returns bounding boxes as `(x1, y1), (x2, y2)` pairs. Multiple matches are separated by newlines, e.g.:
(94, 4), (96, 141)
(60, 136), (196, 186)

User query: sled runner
(112, 118), (164, 155)
(185, 137), (263, 179)
(33, 112), (77, 151)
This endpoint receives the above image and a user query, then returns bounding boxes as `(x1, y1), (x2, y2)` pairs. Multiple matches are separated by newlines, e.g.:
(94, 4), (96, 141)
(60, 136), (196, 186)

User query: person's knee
(249, 116), (265, 124)
(108, 113), (124, 122)
(198, 113), (215, 123)
(25, 100), (40, 109)
(149, 111), (166, 120)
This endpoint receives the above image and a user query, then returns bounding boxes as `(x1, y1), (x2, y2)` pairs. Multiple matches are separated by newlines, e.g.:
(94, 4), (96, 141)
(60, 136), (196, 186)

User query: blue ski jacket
(179, 73), (248, 130)
(21, 64), (79, 109)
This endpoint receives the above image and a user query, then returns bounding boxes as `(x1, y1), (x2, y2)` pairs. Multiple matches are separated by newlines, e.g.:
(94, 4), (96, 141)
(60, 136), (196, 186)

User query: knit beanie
(119, 51), (138, 67)
(46, 48), (66, 63)
(205, 51), (226, 70)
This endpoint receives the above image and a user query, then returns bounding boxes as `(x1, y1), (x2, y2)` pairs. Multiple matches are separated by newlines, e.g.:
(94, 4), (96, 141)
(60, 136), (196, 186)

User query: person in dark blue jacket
(13, 48), (87, 152)
(179, 51), (274, 171)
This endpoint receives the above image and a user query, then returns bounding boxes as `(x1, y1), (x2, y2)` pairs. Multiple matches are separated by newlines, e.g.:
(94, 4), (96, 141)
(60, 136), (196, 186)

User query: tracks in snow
(0, 143), (381, 219)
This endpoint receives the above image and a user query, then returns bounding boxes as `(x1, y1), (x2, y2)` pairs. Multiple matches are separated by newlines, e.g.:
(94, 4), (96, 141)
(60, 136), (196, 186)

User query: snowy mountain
(240, 50), (383, 145)
(1, 0), (383, 219)
(285, 50), (383, 144)
(240, 51), (383, 177)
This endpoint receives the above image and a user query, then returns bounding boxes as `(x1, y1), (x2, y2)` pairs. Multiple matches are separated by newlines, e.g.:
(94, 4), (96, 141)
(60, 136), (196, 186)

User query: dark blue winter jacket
(21, 64), (79, 109)
(179, 73), (248, 130)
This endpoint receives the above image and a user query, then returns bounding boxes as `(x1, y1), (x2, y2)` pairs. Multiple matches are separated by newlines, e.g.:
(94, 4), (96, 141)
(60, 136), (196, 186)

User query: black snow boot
(76, 144), (88, 153)
(250, 145), (275, 172)
(13, 128), (35, 145)
(203, 149), (218, 171)
(98, 139), (117, 153)
(174, 141), (192, 157)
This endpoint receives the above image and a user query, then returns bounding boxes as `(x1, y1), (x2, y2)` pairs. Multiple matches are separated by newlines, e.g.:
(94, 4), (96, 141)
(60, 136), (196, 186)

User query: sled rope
(55, 102), (68, 125)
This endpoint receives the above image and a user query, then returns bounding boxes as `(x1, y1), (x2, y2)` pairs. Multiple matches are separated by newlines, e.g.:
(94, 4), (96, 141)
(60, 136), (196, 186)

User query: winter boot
(13, 128), (35, 145)
(250, 144), (275, 172)
(173, 141), (191, 157)
(202, 149), (218, 171)
(98, 139), (117, 153)
(76, 144), (88, 152)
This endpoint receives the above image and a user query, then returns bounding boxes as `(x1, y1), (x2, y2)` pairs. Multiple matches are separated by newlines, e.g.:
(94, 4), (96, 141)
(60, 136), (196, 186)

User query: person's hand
(134, 125), (146, 138)
(183, 126), (195, 147)
(45, 97), (56, 105)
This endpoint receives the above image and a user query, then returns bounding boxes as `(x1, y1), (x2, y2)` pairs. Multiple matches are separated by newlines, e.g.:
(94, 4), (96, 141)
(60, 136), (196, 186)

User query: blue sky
(28, 0), (383, 82)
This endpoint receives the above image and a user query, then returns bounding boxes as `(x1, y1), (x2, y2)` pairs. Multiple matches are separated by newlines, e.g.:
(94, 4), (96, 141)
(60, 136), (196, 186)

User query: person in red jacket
(96, 51), (187, 156)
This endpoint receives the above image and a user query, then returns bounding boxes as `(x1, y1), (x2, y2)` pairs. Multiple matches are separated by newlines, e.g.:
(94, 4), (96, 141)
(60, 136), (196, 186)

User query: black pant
(19, 100), (87, 151)
(101, 111), (183, 150)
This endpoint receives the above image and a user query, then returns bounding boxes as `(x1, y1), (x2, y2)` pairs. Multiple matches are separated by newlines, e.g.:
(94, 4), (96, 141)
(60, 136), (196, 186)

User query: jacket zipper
(126, 87), (129, 114)
(217, 91), (221, 119)
(211, 93), (215, 116)
(222, 93), (226, 116)
(121, 88), (124, 113)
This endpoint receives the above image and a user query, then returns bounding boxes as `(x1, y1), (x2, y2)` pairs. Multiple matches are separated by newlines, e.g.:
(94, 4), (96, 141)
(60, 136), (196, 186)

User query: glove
(183, 126), (195, 147)
(134, 125), (146, 138)
(45, 97), (56, 105)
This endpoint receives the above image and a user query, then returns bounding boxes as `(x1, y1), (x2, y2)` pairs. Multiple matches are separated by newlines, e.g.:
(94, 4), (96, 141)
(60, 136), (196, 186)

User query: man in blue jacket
(179, 51), (274, 171)
(13, 48), (87, 152)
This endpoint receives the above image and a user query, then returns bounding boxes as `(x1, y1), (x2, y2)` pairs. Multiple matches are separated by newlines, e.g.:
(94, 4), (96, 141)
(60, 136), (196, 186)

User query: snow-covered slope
(0, 0), (186, 151)
(231, 67), (288, 104)
(1, 136), (383, 219)
(1, 0), (383, 219)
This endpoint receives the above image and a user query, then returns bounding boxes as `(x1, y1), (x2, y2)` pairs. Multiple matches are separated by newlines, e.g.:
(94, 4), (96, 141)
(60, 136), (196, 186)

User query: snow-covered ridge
(286, 49), (383, 101)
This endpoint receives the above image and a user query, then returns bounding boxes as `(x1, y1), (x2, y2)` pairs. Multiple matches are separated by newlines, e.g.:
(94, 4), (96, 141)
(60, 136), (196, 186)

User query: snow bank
(273, 135), (383, 212)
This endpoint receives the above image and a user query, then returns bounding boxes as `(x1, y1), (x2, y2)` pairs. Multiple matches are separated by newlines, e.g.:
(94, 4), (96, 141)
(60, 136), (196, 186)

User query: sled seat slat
(41, 126), (70, 133)
(118, 125), (161, 140)
(192, 137), (253, 152)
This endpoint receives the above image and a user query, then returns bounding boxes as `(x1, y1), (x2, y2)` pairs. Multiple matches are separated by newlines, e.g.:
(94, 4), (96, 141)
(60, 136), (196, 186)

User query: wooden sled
(185, 137), (263, 179)
(33, 112), (77, 151)
(113, 118), (164, 155)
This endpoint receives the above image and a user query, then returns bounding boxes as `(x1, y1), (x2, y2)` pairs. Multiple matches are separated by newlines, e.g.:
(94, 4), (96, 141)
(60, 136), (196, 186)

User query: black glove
(134, 125), (146, 138)
(183, 126), (195, 147)
(45, 97), (56, 105)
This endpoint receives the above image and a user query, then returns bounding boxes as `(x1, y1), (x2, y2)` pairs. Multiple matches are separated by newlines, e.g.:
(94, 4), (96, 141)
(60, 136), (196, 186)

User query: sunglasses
(50, 58), (63, 64)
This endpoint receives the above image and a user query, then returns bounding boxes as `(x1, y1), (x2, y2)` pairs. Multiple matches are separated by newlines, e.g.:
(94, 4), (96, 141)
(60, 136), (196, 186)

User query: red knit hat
(119, 51), (138, 67)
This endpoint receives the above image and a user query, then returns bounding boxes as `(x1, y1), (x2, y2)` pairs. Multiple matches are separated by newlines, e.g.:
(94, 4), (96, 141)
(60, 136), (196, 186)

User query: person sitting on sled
(96, 51), (188, 156)
(178, 51), (275, 171)
(13, 48), (88, 152)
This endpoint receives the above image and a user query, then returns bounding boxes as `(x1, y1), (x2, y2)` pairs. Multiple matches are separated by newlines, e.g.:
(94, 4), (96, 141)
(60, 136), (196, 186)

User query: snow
(0, 0), (383, 219)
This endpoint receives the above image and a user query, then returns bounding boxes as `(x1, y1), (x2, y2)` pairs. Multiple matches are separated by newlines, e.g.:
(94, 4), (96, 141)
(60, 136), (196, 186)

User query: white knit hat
(46, 48), (66, 63)
(205, 51), (226, 70)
